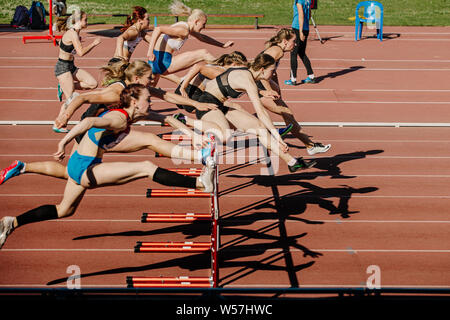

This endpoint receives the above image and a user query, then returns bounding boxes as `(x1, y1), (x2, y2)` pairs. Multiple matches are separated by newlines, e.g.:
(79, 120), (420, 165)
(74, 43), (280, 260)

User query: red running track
(0, 25), (449, 294)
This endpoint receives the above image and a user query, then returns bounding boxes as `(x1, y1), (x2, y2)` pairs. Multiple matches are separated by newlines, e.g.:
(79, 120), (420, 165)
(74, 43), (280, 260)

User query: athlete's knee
(55, 204), (74, 218)
(85, 79), (98, 89)
(142, 160), (158, 175)
(197, 49), (213, 60)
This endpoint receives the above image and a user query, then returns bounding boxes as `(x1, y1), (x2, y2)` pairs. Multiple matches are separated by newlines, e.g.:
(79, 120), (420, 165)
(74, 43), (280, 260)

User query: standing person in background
(285, 0), (316, 85)
(54, 8), (101, 132)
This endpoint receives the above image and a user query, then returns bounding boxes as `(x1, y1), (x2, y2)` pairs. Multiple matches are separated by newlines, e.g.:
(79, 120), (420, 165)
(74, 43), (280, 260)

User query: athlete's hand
(195, 102), (217, 111)
(53, 142), (66, 161)
(260, 90), (280, 100)
(93, 37), (101, 46)
(223, 41), (234, 48)
(180, 87), (189, 98)
(147, 52), (155, 62)
(279, 140), (289, 153)
(55, 114), (68, 129)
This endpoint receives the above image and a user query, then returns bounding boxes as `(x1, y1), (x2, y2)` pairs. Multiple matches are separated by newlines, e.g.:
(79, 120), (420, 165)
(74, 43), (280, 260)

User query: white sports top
(162, 21), (189, 51)
(123, 26), (143, 54)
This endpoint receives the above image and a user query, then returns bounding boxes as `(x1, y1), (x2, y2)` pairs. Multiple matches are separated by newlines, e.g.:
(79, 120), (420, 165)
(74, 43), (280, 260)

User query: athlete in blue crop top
(0, 84), (217, 249)
(68, 108), (131, 184)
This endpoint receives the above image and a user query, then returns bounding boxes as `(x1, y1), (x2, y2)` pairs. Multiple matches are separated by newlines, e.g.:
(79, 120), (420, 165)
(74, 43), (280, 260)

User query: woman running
(0, 61), (216, 185)
(257, 28), (330, 155)
(0, 84), (216, 249)
(147, 0), (234, 87)
(174, 52), (317, 172)
(111, 6), (152, 63)
(54, 8), (101, 132)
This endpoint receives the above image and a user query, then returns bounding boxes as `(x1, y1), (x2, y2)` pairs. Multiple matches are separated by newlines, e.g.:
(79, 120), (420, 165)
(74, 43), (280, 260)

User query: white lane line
(44, 218), (450, 224)
(2, 248), (449, 253)
(1, 194), (450, 199)
(2, 98), (450, 104)
(1, 65), (449, 72)
(225, 284), (450, 289)
(1, 248), (133, 252)
(2, 56), (450, 63)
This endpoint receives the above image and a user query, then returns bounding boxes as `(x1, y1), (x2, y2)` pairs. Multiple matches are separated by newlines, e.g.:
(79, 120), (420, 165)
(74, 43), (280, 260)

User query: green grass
(2, 0), (449, 26)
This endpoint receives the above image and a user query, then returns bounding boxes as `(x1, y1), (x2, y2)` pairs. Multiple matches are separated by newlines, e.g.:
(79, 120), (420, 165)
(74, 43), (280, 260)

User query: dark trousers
(290, 28), (314, 79)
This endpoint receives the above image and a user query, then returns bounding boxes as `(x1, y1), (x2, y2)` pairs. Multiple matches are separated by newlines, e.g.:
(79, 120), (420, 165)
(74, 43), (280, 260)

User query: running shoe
(284, 79), (297, 86)
(301, 76), (316, 84)
(288, 157), (317, 173)
(0, 216), (15, 249)
(0, 160), (24, 185)
(57, 84), (63, 102)
(200, 134), (216, 165)
(199, 157), (216, 193)
(278, 124), (294, 138)
(307, 143), (331, 155)
(52, 126), (70, 133)
(173, 113), (187, 125)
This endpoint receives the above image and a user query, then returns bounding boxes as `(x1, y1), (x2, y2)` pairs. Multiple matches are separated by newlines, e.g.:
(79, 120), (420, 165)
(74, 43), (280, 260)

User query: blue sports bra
(87, 109), (131, 150)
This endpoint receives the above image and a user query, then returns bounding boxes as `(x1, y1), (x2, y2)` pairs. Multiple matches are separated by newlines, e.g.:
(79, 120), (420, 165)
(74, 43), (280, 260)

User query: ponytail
(101, 59), (152, 86)
(249, 53), (276, 71)
(121, 6), (147, 33)
(212, 51), (248, 67)
(265, 28), (295, 49)
(169, 0), (206, 21)
(55, 7), (85, 31)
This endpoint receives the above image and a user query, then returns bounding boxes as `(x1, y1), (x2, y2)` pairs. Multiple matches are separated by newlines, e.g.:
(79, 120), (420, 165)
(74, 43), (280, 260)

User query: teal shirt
(292, 0), (310, 31)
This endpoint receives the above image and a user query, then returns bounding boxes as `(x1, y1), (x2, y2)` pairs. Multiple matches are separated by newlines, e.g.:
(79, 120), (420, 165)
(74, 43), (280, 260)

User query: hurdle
(23, 0), (62, 46)
(127, 154), (220, 288)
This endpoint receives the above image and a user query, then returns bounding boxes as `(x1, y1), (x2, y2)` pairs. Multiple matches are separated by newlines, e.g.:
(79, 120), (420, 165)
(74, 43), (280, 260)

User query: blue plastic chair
(355, 1), (384, 41)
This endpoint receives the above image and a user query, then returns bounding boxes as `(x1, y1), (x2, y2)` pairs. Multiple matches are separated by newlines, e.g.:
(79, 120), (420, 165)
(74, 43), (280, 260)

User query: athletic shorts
(196, 91), (229, 120)
(174, 83), (204, 113)
(149, 50), (172, 75)
(67, 151), (102, 185)
(54, 58), (78, 77)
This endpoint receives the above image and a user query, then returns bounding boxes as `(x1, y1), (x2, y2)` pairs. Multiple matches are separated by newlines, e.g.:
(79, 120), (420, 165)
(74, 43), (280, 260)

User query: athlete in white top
(147, 6), (233, 87)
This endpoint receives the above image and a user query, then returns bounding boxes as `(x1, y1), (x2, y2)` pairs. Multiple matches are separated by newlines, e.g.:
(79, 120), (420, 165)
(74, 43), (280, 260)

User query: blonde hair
(56, 7), (85, 31)
(265, 28), (295, 49)
(212, 51), (248, 67)
(101, 59), (151, 86)
(169, 0), (207, 21)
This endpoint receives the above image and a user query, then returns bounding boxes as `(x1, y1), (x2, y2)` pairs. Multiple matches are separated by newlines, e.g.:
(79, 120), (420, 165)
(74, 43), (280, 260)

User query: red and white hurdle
(127, 144), (220, 288)
(23, 0), (62, 46)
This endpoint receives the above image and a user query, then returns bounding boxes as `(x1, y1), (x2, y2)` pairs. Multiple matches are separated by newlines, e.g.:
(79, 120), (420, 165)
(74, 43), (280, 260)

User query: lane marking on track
(2, 56), (450, 63)
(2, 248), (449, 253)
(3, 154), (450, 159)
(1, 249), (133, 252)
(225, 284), (450, 288)
(3, 87), (450, 93)
(1, 98), (450, 105)
(1, 194), (450, 199)
(1, 65), (449, 72)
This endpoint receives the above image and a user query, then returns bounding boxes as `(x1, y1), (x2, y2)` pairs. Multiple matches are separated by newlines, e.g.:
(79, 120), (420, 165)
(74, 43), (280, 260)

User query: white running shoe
(307, 143), (331, 155)
(0, 216), (15, 249)
(199, 157), (216, 193)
